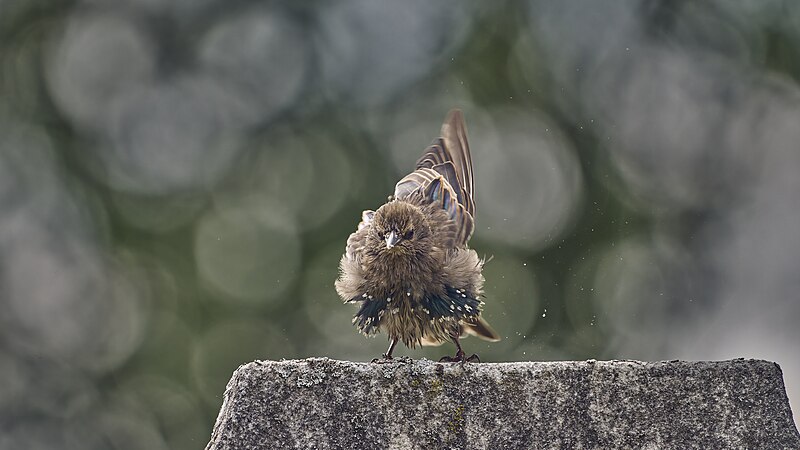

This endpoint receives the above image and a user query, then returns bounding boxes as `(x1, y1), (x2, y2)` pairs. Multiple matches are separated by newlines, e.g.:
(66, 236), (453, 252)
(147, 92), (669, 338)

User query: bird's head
(371, 201), (429, 254)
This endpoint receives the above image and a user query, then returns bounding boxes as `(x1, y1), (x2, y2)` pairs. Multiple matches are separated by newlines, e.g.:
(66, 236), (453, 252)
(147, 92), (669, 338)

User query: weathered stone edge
(206, 358), (800, 448)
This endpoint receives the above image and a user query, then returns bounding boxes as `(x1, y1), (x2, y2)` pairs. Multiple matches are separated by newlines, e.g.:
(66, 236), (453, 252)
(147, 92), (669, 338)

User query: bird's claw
(371, 354), (394, 364)
(439, 352), (481, 363)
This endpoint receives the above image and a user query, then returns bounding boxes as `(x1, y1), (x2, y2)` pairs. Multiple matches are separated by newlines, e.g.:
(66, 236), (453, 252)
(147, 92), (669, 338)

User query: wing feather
(416, 110), (475, 218)
(345, 210), (373, 260)
(394, 170), (474, 247)
(393, 110), (477, 247)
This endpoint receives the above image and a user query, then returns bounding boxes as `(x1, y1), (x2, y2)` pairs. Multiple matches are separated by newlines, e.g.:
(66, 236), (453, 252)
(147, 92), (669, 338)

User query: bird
(334, 109), (500, 362)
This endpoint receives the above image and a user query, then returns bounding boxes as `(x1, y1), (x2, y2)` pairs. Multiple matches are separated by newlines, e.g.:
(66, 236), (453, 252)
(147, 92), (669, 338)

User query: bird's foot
(371, 354), (394, 364)
(438, 351), (481, 363)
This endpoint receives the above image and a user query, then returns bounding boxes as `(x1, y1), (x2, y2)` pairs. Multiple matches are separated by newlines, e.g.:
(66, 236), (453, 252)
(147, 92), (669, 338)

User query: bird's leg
(384, 337), (398, 359)
(439, 334), (480, 363)
(372, 338), (398, 363)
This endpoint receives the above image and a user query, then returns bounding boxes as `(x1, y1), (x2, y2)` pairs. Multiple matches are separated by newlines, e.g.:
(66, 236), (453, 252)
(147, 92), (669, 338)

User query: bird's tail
(461, 316), (501, 342)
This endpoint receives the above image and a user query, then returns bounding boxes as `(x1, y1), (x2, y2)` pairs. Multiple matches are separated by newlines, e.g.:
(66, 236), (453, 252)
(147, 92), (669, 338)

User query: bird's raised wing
(344, 210), (374, 260)
(416, 109), (475, 218)
(394, 110), (476, 247)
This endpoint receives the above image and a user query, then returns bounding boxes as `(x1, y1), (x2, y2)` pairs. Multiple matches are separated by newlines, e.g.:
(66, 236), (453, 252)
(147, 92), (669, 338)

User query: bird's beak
(385, 231), (400, 249)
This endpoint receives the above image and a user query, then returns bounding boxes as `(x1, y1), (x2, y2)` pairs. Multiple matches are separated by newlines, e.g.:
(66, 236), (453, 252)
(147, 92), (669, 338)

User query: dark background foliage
(1, 0), (799, 447)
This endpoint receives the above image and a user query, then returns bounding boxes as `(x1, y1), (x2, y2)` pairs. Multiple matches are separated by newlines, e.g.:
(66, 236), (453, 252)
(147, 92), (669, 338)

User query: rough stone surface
(206, 358), (799, 450)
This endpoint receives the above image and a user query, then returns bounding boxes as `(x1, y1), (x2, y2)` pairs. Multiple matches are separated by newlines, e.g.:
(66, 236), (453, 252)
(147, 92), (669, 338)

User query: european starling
(335, 109), (500, 362)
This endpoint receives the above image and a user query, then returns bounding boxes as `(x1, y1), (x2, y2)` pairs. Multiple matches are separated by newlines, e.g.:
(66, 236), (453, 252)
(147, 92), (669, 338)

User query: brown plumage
(335, 109), (500, 362)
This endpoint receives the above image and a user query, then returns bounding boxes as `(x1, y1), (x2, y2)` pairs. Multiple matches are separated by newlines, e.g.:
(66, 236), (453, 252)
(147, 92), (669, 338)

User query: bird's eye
(404, 230), (414, 240)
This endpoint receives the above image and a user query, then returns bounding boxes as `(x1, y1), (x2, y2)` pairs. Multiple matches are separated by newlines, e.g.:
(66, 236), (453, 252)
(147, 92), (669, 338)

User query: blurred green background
(2, 0), (800, 447)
